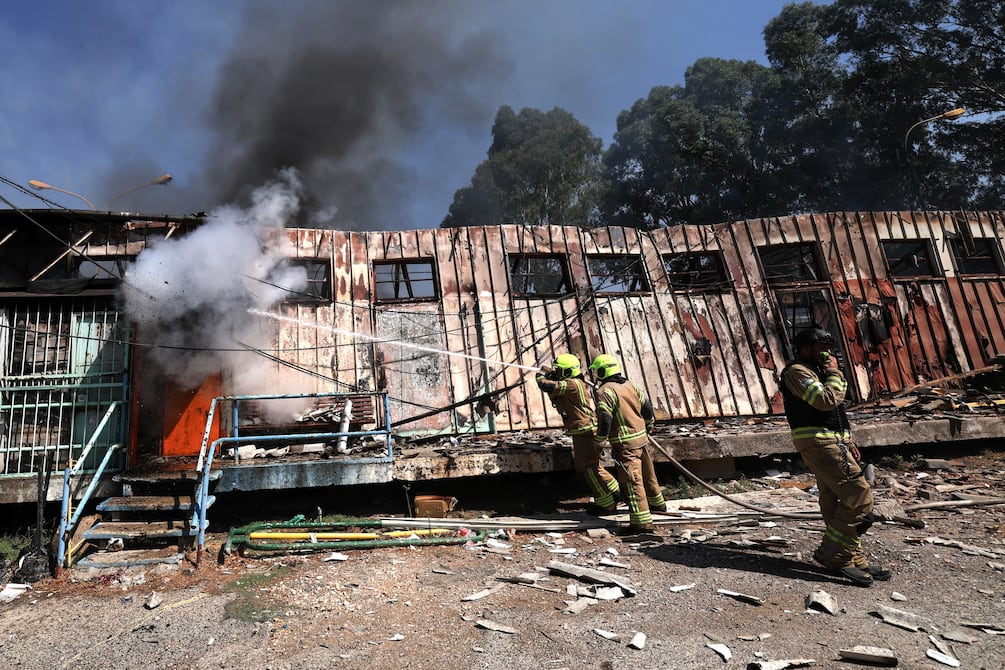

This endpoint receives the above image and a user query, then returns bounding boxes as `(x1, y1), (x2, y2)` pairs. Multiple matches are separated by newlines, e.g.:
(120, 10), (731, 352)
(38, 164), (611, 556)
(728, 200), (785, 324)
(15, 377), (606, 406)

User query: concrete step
(75, 547), (185, 569)
(84, 520), (202, 540)
(113, 470), (220, 484)
(96, 495), (215, 512)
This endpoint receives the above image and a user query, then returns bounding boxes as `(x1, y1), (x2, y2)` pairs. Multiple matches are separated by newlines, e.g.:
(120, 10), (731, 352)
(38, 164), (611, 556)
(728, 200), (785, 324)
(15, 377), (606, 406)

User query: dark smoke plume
(197, 1), (511, 229)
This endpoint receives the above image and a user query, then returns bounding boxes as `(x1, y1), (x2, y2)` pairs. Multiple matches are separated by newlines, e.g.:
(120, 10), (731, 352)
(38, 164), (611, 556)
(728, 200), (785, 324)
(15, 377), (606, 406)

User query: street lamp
(106, 174), (173, 210)
(902, 107), (965, 209)
(903, 107), (965, 154)
(28, 179), (96, 210)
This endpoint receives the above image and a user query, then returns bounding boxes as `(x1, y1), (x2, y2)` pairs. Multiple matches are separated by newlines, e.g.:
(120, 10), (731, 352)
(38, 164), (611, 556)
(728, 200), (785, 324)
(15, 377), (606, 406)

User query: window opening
(282, 260), (331, 303)
(374, 259), (438, 302)
(662, 252), (729, 291)
(508, 254), (572, 297)
(758, 243), (823, 284)
(881, 240), (938, 278)
(587, 254), (650, 294)
(949, 238), (1004, 275)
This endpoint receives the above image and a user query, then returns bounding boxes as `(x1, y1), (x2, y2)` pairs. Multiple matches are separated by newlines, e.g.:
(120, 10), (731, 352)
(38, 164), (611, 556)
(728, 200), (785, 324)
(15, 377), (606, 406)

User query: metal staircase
(74, 469), (220, 569)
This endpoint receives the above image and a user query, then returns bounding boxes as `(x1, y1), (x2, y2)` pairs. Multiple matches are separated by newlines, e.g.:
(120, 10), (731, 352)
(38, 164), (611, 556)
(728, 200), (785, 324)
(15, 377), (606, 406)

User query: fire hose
(647, 436), (821, 520)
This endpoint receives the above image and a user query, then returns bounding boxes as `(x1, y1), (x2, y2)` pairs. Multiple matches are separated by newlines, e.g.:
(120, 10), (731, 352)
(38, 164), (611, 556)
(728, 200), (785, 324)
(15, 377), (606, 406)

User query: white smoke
(121, 168), (310, 405)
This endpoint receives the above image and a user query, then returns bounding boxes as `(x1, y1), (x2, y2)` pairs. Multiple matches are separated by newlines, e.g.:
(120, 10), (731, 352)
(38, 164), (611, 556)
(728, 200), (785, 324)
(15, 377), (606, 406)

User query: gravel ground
(2, 452), (1005, 669)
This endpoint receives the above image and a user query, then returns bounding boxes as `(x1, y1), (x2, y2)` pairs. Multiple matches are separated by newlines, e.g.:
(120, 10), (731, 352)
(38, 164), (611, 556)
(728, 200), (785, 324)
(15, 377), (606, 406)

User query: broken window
(662, 252), (729, 291)
(758, 243), (823, 284)
(949, 238), (1004, 276)
(75, 256), (131, 280)
(587, 254), (650, 294)
(508, 254), (572, 297)
(374, 259), (438, 302)
(882, 240), (938, 278)
(283, 260), (332, 303)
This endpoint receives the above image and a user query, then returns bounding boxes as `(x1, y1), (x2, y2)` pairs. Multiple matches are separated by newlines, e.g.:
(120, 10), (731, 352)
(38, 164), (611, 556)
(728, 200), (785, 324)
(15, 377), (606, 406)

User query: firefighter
(536, 353), (621, 513)
(781, 327), (891, 586)
(589, 353), (667, 533)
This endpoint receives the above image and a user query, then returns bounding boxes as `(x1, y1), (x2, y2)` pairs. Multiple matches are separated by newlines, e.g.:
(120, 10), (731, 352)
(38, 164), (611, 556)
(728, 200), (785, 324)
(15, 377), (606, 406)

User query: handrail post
(56, 467), (72, 574)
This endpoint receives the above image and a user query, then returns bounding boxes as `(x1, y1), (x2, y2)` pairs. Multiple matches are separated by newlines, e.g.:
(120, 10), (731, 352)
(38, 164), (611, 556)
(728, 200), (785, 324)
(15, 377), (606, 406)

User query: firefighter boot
(814, 529), (873, 587)
(852, 546), (891, 581)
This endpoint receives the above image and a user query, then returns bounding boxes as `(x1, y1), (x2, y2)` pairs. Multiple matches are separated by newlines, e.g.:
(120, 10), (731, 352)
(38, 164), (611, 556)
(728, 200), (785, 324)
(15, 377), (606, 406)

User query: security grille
(0, 300), (129, 476)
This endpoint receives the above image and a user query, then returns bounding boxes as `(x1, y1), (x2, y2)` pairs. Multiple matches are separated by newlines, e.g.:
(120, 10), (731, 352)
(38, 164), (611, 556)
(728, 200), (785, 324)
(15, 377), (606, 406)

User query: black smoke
(195, 1), (511, 229)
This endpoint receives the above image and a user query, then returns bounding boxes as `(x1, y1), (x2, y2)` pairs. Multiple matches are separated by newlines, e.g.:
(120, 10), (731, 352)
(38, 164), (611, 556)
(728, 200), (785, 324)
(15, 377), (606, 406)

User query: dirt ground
(2, 449), (1005, 670)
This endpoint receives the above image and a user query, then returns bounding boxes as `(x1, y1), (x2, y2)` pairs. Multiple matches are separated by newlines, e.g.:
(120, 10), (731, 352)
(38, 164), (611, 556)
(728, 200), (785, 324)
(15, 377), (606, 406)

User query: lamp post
(902, 107), (965, 209)
(106, 174), (173, 210)
(28, 179), (96, 210)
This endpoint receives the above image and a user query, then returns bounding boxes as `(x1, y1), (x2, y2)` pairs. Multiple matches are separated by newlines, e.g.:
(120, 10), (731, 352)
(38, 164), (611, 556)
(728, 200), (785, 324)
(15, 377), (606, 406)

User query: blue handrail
(55, 401), (123, 571)
(193, 391), (394, 563)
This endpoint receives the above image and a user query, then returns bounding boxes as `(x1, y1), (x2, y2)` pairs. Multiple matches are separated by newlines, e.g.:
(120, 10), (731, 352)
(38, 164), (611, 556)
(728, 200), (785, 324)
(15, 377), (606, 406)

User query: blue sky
(0, 1), (811, 228)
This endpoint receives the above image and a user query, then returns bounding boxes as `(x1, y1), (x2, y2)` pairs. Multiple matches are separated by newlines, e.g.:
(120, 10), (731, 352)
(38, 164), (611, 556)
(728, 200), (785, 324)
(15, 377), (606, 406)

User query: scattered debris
(960, 621), (1005, 634)
(837, 645), (897, 666)
(462, 583), (506, 601)
(928, 634), (955, 658)
(475, 619), (517, 634)
(586, 528), (611, 539)
(144, 591), (163, 610)
(705, 633), (731, 662)
(941, 628), (976, 644)
(805, 590), (837, 615)
(669, 583), (696, 593)
(598, 557), (629, 568)
(593, 628), (621, 642)
(926, 648), (960, 667)
(0, 583), (30, 603)
(547, 560), (636, 597)
(872, 605), (933, 632)
(717, 589), (764, 606)
(388, 633), (404, 642)
(889, 592), (907, 601)
(431, 567), (455, 575)
(322, 552), (349, 562)
(562, 597), (596, 614)
(627, 631), (646, 650)
(745, 660), (815, 670)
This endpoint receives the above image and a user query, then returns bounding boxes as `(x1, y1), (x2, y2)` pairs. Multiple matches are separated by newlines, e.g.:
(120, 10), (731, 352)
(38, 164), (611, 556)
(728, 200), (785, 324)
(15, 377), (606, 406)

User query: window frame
(508, 253), (573, 298)
(586, 253), (651, 295)
(662, 251), (730, 292)
(948, 237), (1005, 276)
(282, 259), (332, 304)
(757, 242), (825, 285)
(880, 239), (941, 279)
(373, 258), (439, 303)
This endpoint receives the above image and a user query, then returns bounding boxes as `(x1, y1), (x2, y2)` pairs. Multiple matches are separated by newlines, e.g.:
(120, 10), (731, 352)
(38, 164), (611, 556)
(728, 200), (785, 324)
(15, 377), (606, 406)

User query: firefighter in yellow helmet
(781, 327), (890, 586)
(590, 353), (666, 533)
(536, 353), (621, 513)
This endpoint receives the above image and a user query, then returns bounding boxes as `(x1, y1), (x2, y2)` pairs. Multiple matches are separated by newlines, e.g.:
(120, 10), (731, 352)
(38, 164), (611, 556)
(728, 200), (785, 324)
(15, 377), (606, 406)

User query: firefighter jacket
(594, 375), (653, 446)
(535, 375), (596, 435)
(780, 360), (851, 441)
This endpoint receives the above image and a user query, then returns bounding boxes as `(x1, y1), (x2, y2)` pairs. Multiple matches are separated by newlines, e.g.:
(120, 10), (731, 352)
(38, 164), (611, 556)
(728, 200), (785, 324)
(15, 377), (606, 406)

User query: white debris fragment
(598, 557), (629, 568)
(705, 641), (731, 661)
(592, 586), (626, 601)
(890, 592), (907, 601)
(593, 628), (621, 641)
(144, 591), (163, 610)
(670, 583), (696, 593)
(838, 646), (897, 665)
(388, 633), (404, 642)
(926, 648), (960, 667)
(322, 552), (349, 562)
(746, 660), (816, 670)
(874, 605), (933, 632)
(461, 583), (505, 601)
(606, 547), (620, 556)
(805, 590), (837, 615)
(475, 619), (518, 634)
(484, 538), (511, 550)
(563, 597), (597, 614)
(548, 547), (577, 554)
(717, 589), (764, 606)
(627, 632), (646, 650)
(0, 583), (30, 603)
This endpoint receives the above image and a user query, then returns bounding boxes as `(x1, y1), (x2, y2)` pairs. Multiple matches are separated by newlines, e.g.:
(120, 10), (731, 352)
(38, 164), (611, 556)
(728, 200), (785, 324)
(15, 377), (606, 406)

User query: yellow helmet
(553, 353), (582, 378)
(590, 353), (621, 380)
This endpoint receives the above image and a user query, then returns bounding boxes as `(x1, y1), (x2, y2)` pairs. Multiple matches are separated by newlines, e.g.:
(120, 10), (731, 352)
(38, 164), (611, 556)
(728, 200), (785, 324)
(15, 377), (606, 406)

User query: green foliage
(443, 106), (604, 227)
(447, 1), (1004, 228)
(0, 532), (31, 564)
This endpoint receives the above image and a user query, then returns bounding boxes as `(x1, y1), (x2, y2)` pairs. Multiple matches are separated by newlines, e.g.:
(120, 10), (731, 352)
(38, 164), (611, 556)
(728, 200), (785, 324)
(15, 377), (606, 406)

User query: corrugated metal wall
(262, 211), (1005, 436)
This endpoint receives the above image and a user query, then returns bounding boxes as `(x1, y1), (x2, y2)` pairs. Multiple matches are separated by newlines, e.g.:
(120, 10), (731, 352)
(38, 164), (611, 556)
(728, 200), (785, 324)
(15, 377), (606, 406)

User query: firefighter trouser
(795, 436), (874, 569)
(612, 437), (665, 526)
(571, 433), (620, 506)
